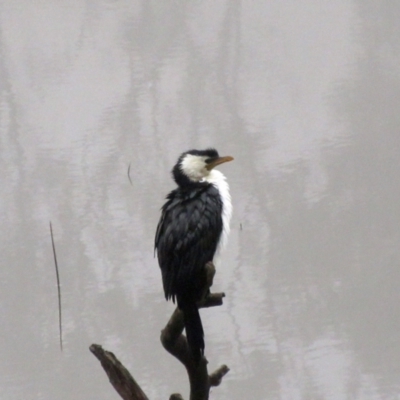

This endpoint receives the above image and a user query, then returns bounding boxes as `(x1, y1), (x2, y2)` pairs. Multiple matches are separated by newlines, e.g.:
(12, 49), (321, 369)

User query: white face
(180, 154), (209, 181)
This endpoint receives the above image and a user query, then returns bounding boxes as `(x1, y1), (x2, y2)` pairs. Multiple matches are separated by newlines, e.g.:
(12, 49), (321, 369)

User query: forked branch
(90, 262), (229, 400)
(160, 262), (229, 400)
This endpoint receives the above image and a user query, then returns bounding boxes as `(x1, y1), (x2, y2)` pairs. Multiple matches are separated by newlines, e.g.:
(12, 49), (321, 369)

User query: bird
(155, 148), (233, 363)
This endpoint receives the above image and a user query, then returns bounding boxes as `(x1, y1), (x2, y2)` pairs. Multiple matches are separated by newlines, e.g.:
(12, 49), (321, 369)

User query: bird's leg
(197, 262), (215, 303)
(196, 262), (225, 309)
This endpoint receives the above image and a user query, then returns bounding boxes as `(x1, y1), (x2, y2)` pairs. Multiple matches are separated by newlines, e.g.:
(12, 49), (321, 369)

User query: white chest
(205, 170), (232, 254)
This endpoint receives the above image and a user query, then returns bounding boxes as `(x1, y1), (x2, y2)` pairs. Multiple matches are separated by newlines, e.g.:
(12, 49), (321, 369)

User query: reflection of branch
(128, 163), (133, 186)
(90, 344), (149, 400)
(49, 221), (63, 351)
(90, 262), (229, 400)
(160, 262), (230, 400)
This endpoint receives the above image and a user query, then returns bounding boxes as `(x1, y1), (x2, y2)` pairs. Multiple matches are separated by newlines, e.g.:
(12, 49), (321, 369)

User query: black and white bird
(155, 148), (233, 362)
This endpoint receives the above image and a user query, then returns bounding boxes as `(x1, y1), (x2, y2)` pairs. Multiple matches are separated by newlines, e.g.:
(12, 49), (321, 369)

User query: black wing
(155, 184), (223, 302)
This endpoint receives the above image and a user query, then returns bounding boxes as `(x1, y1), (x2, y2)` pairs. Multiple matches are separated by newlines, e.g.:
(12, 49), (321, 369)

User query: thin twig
(50, 222), (63, 351)
(128, 163), (133, 186)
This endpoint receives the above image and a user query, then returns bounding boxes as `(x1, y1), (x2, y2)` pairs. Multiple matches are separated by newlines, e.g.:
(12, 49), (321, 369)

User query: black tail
(182, 302), (204, 363)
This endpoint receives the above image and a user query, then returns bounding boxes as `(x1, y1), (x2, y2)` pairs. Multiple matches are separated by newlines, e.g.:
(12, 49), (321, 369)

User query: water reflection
(0, 0), (399, 399)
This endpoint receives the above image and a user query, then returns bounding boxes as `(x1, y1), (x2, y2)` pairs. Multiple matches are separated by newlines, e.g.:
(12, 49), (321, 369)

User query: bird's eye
(205, 157), (216, 164)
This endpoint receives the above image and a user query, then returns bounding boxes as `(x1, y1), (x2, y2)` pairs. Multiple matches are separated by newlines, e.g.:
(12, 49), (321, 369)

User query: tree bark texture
(90, 262), (229, 399)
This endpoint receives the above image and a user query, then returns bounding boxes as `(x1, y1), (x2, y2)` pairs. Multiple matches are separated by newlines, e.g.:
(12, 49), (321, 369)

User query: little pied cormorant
(155, 148), (233, 362)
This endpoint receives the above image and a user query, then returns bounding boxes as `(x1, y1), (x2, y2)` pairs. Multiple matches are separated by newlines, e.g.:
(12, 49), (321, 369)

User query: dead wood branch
(160, 262), (229, 400)
(90, 344), (149, 400)
(90, 262), (229, 400)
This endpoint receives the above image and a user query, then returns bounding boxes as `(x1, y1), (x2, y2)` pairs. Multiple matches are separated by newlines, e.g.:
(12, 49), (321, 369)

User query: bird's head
(172, 148), (233, 186)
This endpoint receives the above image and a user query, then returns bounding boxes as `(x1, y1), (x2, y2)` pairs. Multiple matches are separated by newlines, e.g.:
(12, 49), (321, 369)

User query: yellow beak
(205, 156), (234, 171)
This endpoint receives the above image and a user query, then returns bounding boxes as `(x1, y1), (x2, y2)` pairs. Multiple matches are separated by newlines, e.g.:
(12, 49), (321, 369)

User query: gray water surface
(1, 1), (399, 399)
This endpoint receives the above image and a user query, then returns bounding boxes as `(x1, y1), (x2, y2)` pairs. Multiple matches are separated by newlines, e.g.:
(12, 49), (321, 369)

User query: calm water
(1, 1), (400, 399)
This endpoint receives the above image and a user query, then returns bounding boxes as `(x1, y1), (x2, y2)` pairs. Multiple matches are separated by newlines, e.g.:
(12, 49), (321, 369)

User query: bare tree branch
(90, 262), (229, 400)
(160, 262), (229, 400)
(209, 365), (230, 387)
(90, 344), (149, 400)
(170, 395), (184, 400)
